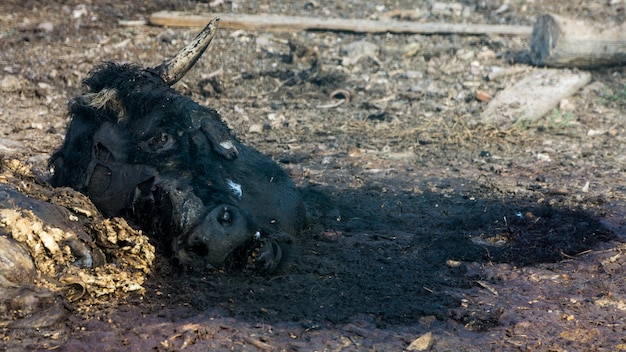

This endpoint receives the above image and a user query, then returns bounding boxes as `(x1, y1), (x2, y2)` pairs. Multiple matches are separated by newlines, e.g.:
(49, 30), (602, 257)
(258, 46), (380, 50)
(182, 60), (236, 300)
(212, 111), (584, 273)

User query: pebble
(255, 34), (288, 56)
(476, 90), (492, 102)
(536, 153), (551, 162)
(1, 75), (22, 92)
(456, 49), (475, 60)
(248, 123), (263, 134)
(431, 2), (463, 17)
(407, 332), (434, 351)
(477, 49), (496, 60)
(404, 42), (422, 58)
(341, 40), (379, 66)
(37, 22), (54, 33)
(347, 146), (362, 157)
(402, 70), (424, 79)
(559, 99), (575, 112)
(581, 181), (590, 193)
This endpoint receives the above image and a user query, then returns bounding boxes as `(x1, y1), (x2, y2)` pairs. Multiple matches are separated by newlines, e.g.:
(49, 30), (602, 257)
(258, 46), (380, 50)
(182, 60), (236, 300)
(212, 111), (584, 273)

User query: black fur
(50, 62), (306, 272)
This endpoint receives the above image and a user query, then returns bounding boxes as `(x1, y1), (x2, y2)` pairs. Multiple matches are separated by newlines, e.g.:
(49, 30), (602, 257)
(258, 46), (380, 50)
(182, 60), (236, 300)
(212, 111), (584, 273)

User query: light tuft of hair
(82, 88), (126, 120)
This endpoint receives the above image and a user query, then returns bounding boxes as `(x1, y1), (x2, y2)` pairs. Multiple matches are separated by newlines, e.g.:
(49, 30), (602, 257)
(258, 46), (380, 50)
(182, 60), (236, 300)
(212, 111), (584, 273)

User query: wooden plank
(149, 11), (533, 36)
(481, 69), (591, 126)
(531, 13), (626, 68)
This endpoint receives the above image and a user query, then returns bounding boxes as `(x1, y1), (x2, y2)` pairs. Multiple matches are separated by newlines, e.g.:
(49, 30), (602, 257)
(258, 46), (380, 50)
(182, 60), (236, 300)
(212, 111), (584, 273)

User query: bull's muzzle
(179, 204), (254, 269)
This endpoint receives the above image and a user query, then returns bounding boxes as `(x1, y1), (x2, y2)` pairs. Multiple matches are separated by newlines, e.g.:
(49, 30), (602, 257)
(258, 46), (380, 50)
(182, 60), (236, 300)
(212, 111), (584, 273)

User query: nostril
(218, 206), (233, 226)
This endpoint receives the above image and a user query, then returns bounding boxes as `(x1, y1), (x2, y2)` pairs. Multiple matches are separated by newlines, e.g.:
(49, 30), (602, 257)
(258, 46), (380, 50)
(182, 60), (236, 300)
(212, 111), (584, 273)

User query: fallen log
(481, 68), (591, 127)
(149, 11), (532, 36)
(531, 13), (626, 68)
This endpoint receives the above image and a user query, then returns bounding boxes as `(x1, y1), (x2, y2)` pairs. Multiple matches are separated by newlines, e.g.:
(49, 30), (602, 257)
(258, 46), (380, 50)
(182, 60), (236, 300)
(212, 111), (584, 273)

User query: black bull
(49, 20), (306, 273)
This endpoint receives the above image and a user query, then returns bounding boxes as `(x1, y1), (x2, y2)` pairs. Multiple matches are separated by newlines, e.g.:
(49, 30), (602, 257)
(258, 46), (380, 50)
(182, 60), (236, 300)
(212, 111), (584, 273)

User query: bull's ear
(152, 18), (219, 86)
(81, 88), (126, 120)
(190, 108), (239, 159)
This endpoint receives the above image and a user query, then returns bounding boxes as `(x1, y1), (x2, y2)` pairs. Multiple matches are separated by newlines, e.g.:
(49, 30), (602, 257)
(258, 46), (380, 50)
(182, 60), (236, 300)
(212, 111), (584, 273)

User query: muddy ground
(1, 0), (626, 350)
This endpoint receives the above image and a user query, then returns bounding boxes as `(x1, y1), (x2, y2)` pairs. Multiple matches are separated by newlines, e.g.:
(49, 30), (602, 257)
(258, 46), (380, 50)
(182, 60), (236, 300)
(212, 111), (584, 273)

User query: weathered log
(149, 11), (532, 36)
(481, 68), (591, 126)
(531, 13), (626, 68)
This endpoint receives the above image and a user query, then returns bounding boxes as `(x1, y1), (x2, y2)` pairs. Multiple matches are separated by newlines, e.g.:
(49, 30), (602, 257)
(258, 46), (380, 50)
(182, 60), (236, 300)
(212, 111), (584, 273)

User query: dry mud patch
(1, 0), (626, 350)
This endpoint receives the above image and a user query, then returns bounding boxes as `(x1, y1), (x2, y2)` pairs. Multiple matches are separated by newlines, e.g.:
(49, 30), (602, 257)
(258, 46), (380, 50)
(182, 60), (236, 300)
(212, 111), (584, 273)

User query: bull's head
(49, 19), (306, 273)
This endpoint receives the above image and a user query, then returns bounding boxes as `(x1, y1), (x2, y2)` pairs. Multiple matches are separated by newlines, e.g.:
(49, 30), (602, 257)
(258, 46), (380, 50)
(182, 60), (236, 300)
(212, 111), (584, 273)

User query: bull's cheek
(162, 182), (204, 231)
(176, 205), (256, 269)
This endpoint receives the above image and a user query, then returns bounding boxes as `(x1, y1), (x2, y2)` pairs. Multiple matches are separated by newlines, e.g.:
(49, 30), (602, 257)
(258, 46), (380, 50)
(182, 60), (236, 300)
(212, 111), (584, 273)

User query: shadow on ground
(144, 176), (614, 329)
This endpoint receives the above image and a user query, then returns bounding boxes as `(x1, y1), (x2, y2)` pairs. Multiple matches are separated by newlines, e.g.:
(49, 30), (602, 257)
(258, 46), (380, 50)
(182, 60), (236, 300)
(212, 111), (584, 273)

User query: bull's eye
(219, 207), (233, 225)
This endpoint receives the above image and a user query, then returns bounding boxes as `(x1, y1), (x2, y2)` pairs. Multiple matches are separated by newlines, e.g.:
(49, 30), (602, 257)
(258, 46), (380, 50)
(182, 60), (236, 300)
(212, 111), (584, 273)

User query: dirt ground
(1, 0), (626, 350)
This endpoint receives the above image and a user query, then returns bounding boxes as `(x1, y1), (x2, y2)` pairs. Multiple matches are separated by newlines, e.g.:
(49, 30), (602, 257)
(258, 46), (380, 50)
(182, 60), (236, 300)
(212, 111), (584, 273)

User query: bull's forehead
(126, 110), (168, 136)
(125, 100), (195, 135)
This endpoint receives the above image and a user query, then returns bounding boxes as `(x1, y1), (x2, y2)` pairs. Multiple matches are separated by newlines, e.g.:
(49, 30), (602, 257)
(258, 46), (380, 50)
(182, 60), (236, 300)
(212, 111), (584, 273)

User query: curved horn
(153, 18), (220, 86)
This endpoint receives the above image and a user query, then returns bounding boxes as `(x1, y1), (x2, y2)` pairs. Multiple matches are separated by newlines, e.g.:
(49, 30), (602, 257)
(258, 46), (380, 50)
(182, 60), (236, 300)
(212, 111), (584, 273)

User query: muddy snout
(176, 204), (258, 269)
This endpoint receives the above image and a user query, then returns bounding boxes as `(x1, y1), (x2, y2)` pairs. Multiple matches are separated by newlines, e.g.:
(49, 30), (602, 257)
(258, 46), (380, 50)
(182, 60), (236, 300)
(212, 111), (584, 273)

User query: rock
(402, 70), (424, 79)
(73, 4), (88, 19)
(0, 75), (22, 92)
(0, 236), (36, 288)
(476, 90), (492, 102)
(0, 159), (155, 300)
(341, 40), (379, 66)
(255, 34), (289, 57)
(248, 123), (264, 134)
(0, 286), (67, 328)
(431, 2), (463, 17)
(409, 81), (447, 98)
(0, 232), (67, 329)
(559, 98), (575, 112)
(404, 42), (422, 58)
(0, 138), (25, 154)
(37, 22), (54, 33)
(477, 49), (496, 61)
(408, 332), (435, 351)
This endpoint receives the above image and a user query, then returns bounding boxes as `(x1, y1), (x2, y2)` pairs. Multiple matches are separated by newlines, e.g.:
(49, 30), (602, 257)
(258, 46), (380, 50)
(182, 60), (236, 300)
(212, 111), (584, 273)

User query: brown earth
(1, 0), (626, 350)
